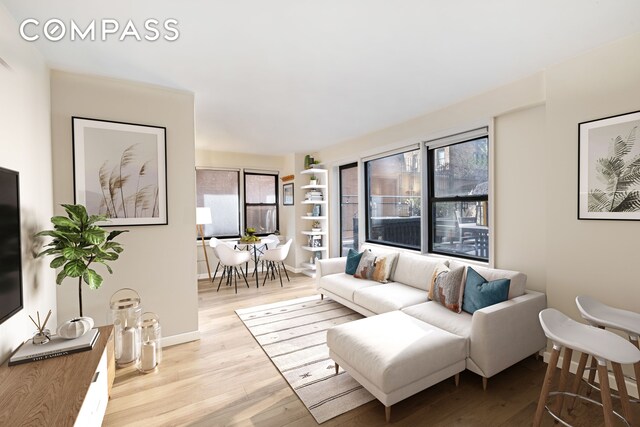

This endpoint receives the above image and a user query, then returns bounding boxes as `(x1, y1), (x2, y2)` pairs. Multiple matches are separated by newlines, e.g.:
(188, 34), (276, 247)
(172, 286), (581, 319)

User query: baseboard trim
(542, 350), (639, 399)
(162, 330), (200, 348)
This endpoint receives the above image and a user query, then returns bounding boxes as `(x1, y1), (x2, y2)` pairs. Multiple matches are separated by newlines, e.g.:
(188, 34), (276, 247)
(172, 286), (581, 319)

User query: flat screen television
(0, 167), (23, 325)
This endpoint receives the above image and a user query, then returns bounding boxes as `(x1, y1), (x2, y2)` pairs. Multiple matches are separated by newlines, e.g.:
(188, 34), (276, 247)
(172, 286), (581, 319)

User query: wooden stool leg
(552, 348), (573, 418)
(597, 362), (616, 427)
(612, 362), (634, 425)
(534, 346), (561, 427)
(586, 354), (598, 397)
(631, 336), (640, 398)
(567, 352), (588, 413)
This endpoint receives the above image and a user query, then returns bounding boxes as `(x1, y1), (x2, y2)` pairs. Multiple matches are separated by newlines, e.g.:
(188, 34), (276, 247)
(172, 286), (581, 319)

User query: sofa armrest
(469, 290), (547, 378)
(317, 257), (347, 278)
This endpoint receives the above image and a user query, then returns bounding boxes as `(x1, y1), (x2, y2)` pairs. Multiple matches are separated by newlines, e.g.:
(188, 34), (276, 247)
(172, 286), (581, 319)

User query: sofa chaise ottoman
(327, 310), (466, 422)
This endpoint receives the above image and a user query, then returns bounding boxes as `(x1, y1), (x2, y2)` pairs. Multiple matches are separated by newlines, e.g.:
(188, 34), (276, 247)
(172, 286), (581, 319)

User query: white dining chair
(261, 239), (292, 287)
(215, 243), (251, 293)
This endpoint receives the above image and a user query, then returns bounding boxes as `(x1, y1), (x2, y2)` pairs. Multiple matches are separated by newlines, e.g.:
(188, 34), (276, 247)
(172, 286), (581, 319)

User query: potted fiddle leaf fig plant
(36, 204), (127, 317)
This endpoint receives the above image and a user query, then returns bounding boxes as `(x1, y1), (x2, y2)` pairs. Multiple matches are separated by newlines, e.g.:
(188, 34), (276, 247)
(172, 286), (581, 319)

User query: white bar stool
(575, 296), (640, 410)
(534, 308), (640, 427)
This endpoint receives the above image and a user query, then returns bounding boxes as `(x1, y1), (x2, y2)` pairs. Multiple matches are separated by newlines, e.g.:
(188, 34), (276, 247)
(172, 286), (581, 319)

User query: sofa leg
(454, 373), (460, 387)
(321, 294), (324, 300)
(335, 362), (339, 375)
(385, 405), (391, 423)
(482, 377), (488, 391)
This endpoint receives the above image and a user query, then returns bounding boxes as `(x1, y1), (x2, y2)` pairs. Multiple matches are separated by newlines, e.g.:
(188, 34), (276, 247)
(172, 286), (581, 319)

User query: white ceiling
(3, 1), (640, 155)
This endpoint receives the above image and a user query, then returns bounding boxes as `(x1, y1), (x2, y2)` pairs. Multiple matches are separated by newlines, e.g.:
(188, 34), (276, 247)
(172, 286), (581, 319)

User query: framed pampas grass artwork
(72, 117), (168, 226)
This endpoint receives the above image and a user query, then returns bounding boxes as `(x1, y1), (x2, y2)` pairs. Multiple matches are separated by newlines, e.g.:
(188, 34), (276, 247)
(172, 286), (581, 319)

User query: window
(244, 172), (278, 235)
(340, 163), (359, 256)
(196, 169), (240, 238)
(365, 149), (421, 250)
(428, 134), (489, 261)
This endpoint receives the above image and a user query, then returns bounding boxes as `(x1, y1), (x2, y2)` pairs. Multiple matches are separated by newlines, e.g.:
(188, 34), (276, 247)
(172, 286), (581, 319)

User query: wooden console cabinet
(0, 325), (114, 426)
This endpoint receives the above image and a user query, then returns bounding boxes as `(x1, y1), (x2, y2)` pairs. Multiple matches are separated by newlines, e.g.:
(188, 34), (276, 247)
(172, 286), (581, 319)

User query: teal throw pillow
(462, 267), (510, 314)
(345, 249), (364, 275)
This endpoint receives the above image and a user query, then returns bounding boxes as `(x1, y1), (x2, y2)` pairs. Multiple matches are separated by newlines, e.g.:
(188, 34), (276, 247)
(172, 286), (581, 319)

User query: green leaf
(107, 230), (128, 241)
(35, 230), (71, 242)
(51, 216), (80, 230)
(83, 269), (103, 290)
(62, 247), (86, 260)
(64, 260), (87, 277)
(49, 256), (66, 269)
(36, 247), (62, 258)
(87, 214), (108, 225)
(62, 204), (88, 225)
(82, 228), (107, 245)
(56, 270), (68, 285)
(96, 252), (119, 262)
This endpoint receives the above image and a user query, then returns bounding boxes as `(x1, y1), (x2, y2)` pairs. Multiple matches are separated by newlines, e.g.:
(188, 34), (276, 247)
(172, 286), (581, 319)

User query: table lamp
(196, 207), (213, 281)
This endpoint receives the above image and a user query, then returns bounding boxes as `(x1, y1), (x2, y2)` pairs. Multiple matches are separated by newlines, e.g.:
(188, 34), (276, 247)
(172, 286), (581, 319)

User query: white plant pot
(310, 180), (317, 186)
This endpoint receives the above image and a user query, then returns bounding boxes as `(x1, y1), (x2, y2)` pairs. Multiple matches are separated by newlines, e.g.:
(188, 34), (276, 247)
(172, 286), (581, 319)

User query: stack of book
(9, 328), (100, 366)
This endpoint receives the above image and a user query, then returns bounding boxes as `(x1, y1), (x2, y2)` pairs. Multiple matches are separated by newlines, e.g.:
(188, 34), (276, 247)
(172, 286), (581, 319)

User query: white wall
(544, 33), (640, 319)
(50, 71), (198, 344)
(0, 4), (56, 362)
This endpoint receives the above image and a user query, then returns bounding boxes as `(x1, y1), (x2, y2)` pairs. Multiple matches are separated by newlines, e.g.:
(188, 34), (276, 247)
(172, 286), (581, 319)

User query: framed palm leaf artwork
(579, 110), (640, 220)
(72, 117), (168, 226)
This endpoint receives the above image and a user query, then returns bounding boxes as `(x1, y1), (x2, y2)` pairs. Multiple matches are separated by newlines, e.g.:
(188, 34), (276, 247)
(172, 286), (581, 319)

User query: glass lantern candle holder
(137, 312), (161, 373)
(109, 288), (142, 367)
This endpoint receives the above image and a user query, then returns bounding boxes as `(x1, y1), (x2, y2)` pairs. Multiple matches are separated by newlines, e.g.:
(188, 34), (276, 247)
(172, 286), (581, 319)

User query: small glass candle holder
(109, 288), (142, 367)
(136, 312), (161, 374)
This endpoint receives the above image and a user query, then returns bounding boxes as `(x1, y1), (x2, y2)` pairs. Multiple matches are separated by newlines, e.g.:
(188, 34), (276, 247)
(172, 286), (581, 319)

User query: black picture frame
(72, 117), (168, 226)
(578, 110), (640, 220)
(283, 183), (294, 206)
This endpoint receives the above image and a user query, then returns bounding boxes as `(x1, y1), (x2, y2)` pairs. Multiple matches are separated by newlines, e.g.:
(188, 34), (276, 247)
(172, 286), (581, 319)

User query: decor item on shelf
(578, 110), (640, 220)
(309, 175), (318, 186)
(196, 207), (213, 281)
(137, 312), (161, 373)
(312, 220), (321, 231)
(312, 204), (321, 217)
(36, 204), (127, 318)
(57, 316), (94, 339)
(283, 183), (294, 205)
(304, 155), (312, 169)
(72, 117), (168, 226)
(109, 288), (142, 367)
(29, 310), (52, 345)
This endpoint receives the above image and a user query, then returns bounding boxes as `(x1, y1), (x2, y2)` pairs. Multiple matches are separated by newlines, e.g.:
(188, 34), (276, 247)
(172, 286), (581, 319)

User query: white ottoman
(327, 310), (466, 422)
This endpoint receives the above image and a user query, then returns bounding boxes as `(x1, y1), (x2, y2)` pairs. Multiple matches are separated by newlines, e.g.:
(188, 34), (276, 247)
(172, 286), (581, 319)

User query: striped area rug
(235, 295), (375, 423)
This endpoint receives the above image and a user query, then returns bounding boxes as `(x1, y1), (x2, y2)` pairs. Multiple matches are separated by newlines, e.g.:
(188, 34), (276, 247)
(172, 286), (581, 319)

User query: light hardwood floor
(103, 274), (630, 426)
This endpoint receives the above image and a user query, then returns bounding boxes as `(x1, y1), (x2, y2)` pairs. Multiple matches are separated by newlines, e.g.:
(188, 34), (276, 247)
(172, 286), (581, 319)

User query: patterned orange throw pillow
(428, 264), (465, 313)
(354, 252), (398, 283)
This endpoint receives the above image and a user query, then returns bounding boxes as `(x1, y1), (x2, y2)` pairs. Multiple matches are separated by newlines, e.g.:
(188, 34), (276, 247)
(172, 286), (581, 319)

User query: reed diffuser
(29, 310), (52, 345)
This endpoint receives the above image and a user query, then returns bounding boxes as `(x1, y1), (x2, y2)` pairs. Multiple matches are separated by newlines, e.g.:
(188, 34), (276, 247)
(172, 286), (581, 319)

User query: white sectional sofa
(318, 244), (547, 389)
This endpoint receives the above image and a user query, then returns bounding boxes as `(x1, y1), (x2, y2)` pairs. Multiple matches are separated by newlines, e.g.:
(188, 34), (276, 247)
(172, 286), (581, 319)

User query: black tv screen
(0, 167), (23, 325)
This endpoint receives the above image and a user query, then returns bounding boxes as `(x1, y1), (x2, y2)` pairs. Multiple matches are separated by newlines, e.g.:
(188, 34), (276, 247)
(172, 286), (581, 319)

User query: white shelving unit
(300, 167), (329, 278)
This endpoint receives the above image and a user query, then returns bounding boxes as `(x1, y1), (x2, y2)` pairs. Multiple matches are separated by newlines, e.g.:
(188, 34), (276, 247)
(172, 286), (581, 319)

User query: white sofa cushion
(391, 252), (446, 291)
(449, 260), (527, 299)
(319, 273), (382, 301)
(402, 302), (472, 346)
(327, 311), (466, 394)
(353, 282), (429, 314)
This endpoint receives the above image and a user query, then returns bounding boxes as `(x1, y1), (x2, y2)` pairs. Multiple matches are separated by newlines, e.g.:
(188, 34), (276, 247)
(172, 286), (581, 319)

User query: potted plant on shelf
(36, 204), (127, 317)
(312, 220), (321, 232)
(309, 175), (318, 186)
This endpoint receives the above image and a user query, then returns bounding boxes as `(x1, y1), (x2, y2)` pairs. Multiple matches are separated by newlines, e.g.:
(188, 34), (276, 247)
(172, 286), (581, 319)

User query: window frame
(426, 136), (489, 262)
(195, 168), (241, 239)
(364, 147), (422, 251)
(243, 171), (279, 236)
(339, 162), (359, 256)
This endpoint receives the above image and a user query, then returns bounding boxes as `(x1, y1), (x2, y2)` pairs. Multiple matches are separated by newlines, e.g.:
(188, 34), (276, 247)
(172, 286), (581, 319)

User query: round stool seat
(576, 295), (640, 338)
(539, 309), (640, 365)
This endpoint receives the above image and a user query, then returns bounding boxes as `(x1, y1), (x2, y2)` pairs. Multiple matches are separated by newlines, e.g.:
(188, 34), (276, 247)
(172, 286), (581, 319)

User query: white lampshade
(196, 207), (212, 225)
